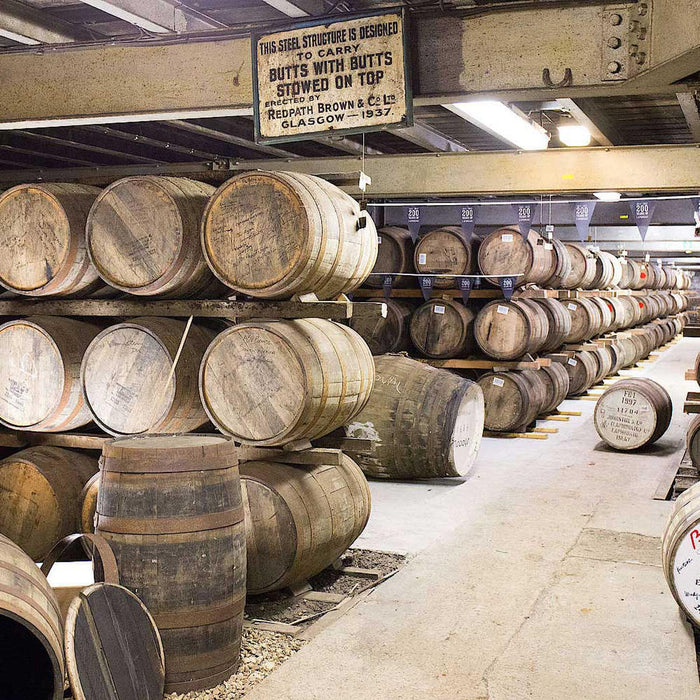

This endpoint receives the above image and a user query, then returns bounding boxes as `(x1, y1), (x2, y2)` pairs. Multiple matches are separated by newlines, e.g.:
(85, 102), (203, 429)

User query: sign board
(252, 9), (412, 144)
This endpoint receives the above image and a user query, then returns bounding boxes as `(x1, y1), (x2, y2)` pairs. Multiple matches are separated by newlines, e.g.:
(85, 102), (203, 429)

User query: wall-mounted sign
(252, 9), (412, 144)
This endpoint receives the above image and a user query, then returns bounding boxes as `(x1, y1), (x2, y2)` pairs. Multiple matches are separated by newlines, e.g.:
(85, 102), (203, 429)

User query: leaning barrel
(365, 226), (414, 288)
(96, 435), (245, 693)
(0, 316), (102, 432)
(86, 176), (223, 298)
(594, 378), (672, 450)
(0, 534), (64, 699)
(81, 317), (215, 436)
(349, 298), (414, 355)
(0, 447), (97, 561)
(240, 456), (371, 594)
(0, 183), (102, 297)
(200, 320), (374, 446)
(414, 227), (477, 288)
(409, 298), (476, 359)
(342, 355), (484, 479)
(201, 171), (377, 299)
(477, 370), (546, 432)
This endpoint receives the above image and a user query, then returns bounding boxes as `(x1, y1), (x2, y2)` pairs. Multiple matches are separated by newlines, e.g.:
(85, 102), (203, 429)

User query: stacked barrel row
(351, 291), (688, 361)
(368, 224), (692, 291)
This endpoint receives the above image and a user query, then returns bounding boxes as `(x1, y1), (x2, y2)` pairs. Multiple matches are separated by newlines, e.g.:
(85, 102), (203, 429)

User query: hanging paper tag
(630, 200), (657, 240)
(419, 275), (434, 301)
(405, 206), (422, 242)
(545, 224), (555, 240)
(512, 204), (537, 240)
(358, 171), (372, 192)
(382, 274), (394, 299)
(499, 276), (517, 300)
(573, 201), (596, 242)
(459, 205), (477, 242)
(457, 277), (472, 305)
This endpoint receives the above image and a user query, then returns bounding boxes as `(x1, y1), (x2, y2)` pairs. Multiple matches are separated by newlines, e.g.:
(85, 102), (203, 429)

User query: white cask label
(492, 377), (505, 387)
(253, 10), (410, 143)
(418, 253), (427, 265)
(567, 303), (577, 311)
(544, 243), (553, 250)
(501, 233), (514, 243)
(377, 236), (382, 244)
(497, 305), (509, 315)
(433, 305), (445, 315)
(567, 358), (577, 366)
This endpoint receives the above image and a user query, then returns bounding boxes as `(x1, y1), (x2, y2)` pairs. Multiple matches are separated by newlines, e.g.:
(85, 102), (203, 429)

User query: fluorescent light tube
(594, 191), (622, 202)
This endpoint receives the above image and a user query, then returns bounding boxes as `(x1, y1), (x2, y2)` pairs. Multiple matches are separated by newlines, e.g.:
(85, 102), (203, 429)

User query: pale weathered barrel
(0, 316), (102, 432)
(543, 238), (572, 288)
(594, 378), (672, 450)
(589, 297), (614, 335)
(240, 456), (370, 594)
(200, 320), (374, 446)
(477, 227), (555, 287)
(474, 298), (549, 360)
(0, 183), (102, 297)
(86, 176), (223, 298)
(687, 415), (700, 468)
(477, 370), (546, 431)
(414, 227), (477, 288)
(590, 345), (614, 385)
(561, 297), (602, 343)
(201, 171), (377, 299)
(532, 298), (571, 353)
(81, 317), (215, 436)
(0, 447), (97, 561)
(562, 243), (597, 289)
(562, 351), (598, 396)
(409, 298), (476, 359)
(96, 434), (245, 693)
(342, 355), (484, 479)
(349, 297), (414, 355)
(539, 360), (571, 415)
(365, 226), (414, 288)
(0, 533), (64, 699)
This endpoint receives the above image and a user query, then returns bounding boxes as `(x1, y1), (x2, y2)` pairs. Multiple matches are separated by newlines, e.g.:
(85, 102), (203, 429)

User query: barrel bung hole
(0, 615), (55, 699)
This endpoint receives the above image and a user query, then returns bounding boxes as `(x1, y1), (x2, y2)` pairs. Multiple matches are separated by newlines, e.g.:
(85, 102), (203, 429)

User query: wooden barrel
(532, 298), (571, 353)
(661, 482), (700, 628)
(86, 176), (223, 298)
(477, 370), (545, 431)
(543, 238), (572, 288)
(365, 226), (414, 288)
(414, 227), (476, 288)
(618, 295), (642, 328)
(349, 298), (414, 355)
(605, 296), (628, 331)
(80, 472), (100, 535)
(590, 345), (614, 385)
(594, 378), (672, 450)
(0, 533), (64, 699)
(0, 183), (102, 297)
(477, 227), (555, 287)
(0, 316), (102, 432)
(201, 171), (377, 299)
(200, 320), (374, 446)
(81, 317), (214, 437)
(687, 416), (700, 468)
(240, 456), (370, 594)
(560, 298), (600, 343)
(624, 259), (644, 290)
(473, 298), (549, 360)
(342, 355), (484, 479)
(589, 297), (614, 335)
(409, 298), (476, 359)
(562, 243), (597, 289)
(540, 359), (570, 414)
(95, 434), (245, 693)
(562, 351), (597, 396)
(0, 447), (97, 561)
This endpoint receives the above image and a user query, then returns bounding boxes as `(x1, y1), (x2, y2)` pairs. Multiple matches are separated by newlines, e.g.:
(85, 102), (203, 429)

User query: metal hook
(542, 67), (573, 89)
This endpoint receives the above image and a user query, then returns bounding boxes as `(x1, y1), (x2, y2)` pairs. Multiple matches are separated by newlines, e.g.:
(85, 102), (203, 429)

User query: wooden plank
(483, 430), (548, 440)
(686, 370), (697, 381)
(0, 298), (380, 321)
(300, 591), (347, 604)
(654, 458), (681, 501)
(540, 415), (570, 422)
(415, 357), (551, 370)
(352, 288), (502, 300)
(337, 567), (382, 579)
(533, 427), (558, 434)
(313, 436), (374, 452)
(244, 620), (301, 637)
(238, 446), (343, 466)
(556, 410), (583, 417)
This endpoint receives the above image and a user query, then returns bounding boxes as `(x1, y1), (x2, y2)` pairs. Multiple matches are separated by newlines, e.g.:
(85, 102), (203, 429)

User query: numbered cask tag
(497, 305), (509, 315)
(492, 377), (505, 387)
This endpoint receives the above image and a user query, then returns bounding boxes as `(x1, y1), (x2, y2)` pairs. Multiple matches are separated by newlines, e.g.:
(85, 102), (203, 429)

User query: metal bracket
(601, 2), (651, 82)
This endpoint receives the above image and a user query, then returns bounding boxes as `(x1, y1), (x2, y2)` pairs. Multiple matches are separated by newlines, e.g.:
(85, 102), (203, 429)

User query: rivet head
(609, 13), (623, 25)
(607, 61), (622, 74)
(607, 36), (622, 49)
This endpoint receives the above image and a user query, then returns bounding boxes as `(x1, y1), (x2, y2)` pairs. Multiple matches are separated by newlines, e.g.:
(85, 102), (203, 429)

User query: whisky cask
(539, 360), (570, 414)
(0, 183), (102, 297)
(409, 298), (476, 359)
(240, 456), (370, 594)
(590, 345), (614, 385)
(562, 243), (597, 289)
(532, 298), (571, 353)
(562, 350), (598, 396)
(80, 472), (100, 535)
(542, 238), (573, 288)
(624, 259), (645, 290)
(414, 226), (476, 288)
(342, 355), (484, 479)
(605, 296), (628, 331)
(618, 295), (642, 328)
(96, 434), (245, 693)
(0, 447), (97, 561)
(0, 533), (64, 699)
(0, 316), (102, 432)
(561, 297), (600, 343)
(201, 171), (377, 299)
(200, 320), (374, 446)
(477, 227), (555, 287)
(589, 297), (614, 334)
(365, 226), (414, 288)
(81, 317), (215, 436)
(349, 297), (414, 355)
(473, 298), (549, 360)
(687, 416), (700, 468)
(86, 176), (223, 298)
(477, 370), (546, 431)
(594, 378), (672, 450)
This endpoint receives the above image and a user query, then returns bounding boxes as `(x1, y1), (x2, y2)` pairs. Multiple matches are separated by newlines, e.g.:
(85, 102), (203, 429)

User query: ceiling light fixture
(557, 124), (592, 147)
(593, 191), (622, 202)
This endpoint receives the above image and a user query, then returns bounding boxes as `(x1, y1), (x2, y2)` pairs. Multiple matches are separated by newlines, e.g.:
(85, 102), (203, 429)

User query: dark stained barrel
(409, 298), (476, 359)
(95, 435), (245, 693)
(477, 370), (546, 431)
(349, 298), (414, 355)
(414, 227), (477, 288)
(365, 226), (414, 288)
(688, 415), (700, 468)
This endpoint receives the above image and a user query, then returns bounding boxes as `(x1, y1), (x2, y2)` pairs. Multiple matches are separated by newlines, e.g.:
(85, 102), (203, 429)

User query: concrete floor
(246, 337), (700, 700)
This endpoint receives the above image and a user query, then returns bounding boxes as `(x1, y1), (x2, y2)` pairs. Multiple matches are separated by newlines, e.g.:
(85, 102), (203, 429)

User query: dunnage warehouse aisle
(244, 337), (700, 700)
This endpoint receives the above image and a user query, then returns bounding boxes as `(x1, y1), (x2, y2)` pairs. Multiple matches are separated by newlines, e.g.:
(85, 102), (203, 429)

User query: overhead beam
(677, 93), (700, 142)
(259, 0), (326, 18)
(557, 99), (617, 147)
(390, 122), (468, 153)
(78, 0), (224, 33)
(0, 0), (84, 44)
